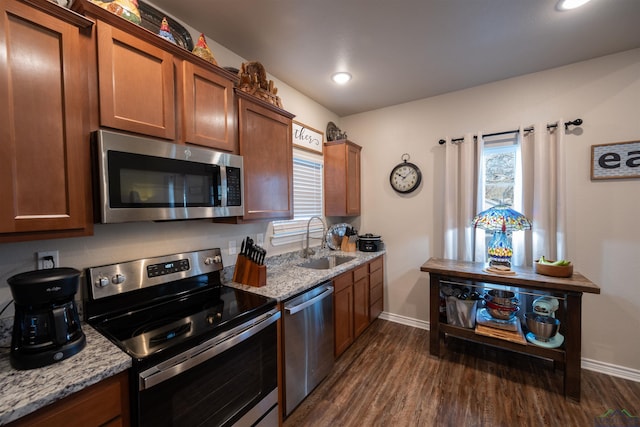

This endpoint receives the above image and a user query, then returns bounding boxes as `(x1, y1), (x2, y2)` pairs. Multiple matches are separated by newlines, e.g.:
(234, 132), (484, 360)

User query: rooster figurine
(192, 33), (217, 65)
(157, 17), (176, 45)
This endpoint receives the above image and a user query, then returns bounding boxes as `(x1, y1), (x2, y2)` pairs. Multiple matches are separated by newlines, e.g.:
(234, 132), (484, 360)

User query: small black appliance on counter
(358, 233), (385, 252)
(7, 268), (86, 370)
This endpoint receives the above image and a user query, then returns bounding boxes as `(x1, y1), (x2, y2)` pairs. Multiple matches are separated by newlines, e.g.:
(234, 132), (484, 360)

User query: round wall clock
(389, 154), (422, 194)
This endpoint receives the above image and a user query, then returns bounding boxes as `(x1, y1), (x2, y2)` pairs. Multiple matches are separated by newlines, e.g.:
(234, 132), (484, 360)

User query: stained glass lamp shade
(472, 204), (532, 267)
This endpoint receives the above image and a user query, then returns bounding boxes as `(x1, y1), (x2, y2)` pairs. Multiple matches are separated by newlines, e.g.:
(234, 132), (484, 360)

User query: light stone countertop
(222, 249), (386, 301)
(0, 248), (384, 425)
(0, 319), (131, 425)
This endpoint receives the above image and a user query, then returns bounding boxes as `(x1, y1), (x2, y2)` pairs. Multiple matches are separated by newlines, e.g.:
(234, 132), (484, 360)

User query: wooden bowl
(535, 260), (573, 278)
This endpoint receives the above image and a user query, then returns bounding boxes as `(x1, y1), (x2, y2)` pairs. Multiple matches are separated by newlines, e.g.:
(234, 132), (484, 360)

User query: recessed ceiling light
(331, 72), (352, 84)
(558, 0), (592, 10)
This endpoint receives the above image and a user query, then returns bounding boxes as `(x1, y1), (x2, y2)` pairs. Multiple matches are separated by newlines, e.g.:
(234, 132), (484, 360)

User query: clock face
(390, 162), (422, 193)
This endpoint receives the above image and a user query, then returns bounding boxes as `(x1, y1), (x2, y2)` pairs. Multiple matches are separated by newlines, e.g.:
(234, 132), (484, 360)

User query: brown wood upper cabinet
(79, 0), (238, 151)
(95, 19), (176, 140)
(237, 91), (294, 221)
(179, 61), (237, 152)
(0, 0), (94, 243)
(324, 139), (361, 216)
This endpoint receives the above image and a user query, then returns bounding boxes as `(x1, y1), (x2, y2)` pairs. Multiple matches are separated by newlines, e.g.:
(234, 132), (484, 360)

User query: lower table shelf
(439, 323), (566, 363)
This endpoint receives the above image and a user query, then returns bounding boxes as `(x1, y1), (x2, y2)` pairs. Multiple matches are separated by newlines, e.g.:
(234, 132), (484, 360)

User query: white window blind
(271, 148), (324, 246)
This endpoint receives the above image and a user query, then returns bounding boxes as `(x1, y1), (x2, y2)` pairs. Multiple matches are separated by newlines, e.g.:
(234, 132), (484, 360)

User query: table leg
(564, 292), (582, 401)
(429, 274), (441, 357)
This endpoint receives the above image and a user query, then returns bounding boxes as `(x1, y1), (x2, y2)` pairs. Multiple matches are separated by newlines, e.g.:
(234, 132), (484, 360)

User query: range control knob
(206, 312), (223, 325)
(112, 273), (125, 285)
(204, 255), (222, 265)
(95, 276), (109, 288)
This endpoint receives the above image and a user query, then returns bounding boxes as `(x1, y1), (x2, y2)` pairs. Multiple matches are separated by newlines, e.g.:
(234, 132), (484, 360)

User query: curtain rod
(437, 118), (583, 145)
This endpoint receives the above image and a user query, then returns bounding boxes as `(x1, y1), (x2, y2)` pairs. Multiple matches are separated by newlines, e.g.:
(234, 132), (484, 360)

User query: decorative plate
(138, 1), (194, 51)
(325, 223), (350, 250)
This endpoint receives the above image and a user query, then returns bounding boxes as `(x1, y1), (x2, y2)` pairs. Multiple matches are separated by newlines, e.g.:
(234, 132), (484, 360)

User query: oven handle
(139, 307), (280, 391)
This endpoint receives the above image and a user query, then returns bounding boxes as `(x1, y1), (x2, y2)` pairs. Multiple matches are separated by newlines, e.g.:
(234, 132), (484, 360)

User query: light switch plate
(229, 240), (236, 255)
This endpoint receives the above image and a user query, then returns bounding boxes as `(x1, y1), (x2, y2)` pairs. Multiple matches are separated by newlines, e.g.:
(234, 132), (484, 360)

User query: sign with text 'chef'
(591, 140), (640, 180)
(292, 121), (324, 154)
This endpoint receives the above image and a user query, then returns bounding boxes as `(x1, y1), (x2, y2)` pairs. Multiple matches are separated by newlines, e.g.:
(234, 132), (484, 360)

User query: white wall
(342, 48), (640, 372)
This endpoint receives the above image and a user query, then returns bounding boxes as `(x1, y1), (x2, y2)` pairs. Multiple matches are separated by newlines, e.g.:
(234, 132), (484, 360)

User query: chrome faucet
(303, 216), (327, 258)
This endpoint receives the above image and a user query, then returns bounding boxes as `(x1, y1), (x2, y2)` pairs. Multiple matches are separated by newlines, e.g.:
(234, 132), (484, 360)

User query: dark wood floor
(284, 319), (640, 427)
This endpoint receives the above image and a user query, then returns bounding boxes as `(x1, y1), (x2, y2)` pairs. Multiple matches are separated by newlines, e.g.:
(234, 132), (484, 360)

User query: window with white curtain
(481, 135), (520, 210)
(271, 148), (324, 246)
(478, 134), (522, 252)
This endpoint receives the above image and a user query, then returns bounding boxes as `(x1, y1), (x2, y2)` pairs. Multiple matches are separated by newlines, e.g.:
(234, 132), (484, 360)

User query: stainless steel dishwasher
(283, 281), (334, 416)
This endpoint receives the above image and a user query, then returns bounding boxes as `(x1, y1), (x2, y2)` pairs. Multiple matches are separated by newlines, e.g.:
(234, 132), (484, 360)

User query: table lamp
(472, 204), (532, 267)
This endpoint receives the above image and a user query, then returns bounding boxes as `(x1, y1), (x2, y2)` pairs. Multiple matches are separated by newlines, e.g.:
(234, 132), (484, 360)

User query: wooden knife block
(232, 254), (266, 287)
(341, 236), (357, 252)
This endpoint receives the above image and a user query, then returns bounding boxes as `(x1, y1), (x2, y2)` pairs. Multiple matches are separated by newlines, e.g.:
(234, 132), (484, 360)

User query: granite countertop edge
(0, 320), (131, 425)
(223, 249), (386, 301)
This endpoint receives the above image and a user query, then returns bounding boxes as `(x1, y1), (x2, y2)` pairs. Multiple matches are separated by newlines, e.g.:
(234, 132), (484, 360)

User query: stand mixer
(526, 296), (563, 348)
(532, 296), (559, 317)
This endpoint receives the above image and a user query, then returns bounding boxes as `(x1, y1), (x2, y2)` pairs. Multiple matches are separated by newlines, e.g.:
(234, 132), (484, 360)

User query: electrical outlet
(256, 233), (264, 246)
(37, 251), (59, 270)
(229, 240), (236, 255)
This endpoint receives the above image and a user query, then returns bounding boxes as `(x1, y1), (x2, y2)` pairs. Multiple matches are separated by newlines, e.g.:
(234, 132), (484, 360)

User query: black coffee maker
(8, 268), (86, 370)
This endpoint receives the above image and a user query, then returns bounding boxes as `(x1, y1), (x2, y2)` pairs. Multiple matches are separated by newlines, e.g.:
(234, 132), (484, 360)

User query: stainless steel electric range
(84, 248), (279, 427)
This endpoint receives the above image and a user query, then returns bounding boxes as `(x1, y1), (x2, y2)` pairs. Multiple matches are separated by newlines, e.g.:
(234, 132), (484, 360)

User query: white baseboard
(378, 311), (429, 330)
(378, 312), (640, 383)
(581, 358), (640, 382)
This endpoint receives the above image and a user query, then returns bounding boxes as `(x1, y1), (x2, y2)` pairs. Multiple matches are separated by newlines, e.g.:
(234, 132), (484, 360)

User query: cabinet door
(0, 1), (92, 240)
(353, 274), (370, 338)
(333, 271), (354, 357)
(180, 61), (237, 152)
(369, 266), (384, 321)
(96, 20), (175, 139)
(324, 140), (361, 216)
(345, 143), (361, 215)
(238, 96), (293, 221)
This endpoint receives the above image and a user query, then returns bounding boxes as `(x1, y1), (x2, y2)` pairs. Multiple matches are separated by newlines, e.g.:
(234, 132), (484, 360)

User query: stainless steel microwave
(94, 130), (243, 223)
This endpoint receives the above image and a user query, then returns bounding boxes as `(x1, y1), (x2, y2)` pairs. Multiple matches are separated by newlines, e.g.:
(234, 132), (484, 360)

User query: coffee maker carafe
(8, 268), (86, 370)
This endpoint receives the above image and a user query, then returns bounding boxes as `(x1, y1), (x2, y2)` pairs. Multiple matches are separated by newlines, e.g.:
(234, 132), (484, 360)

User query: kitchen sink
(298, 255), (355, 270)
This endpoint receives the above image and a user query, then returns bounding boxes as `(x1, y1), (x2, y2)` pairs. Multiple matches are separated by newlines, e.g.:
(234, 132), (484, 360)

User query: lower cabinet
(333, 271), (354, 358)
(369, 257), (384, 321)
(353, 264), (370, 338)
(9, 371), (130, 427)
(333, 255), (384, 358)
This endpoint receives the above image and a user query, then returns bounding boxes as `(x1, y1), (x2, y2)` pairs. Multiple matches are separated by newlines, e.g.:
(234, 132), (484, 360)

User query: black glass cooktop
(92, 286), (275, 360)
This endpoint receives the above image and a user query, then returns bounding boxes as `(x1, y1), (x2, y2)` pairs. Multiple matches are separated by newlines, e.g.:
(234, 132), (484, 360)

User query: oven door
(135, 308), (280, 427)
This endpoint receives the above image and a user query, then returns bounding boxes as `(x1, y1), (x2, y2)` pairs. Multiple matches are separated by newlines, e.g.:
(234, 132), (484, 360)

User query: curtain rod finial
(438, 139), (446, 145)
(565, 118), (583, 130)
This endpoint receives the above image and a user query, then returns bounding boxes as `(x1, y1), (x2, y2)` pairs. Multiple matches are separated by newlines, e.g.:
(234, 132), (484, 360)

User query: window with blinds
(271, 148), (324, 246)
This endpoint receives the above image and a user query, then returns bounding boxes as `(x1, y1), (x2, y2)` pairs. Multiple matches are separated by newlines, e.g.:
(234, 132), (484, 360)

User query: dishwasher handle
(285, 285), (334, 315)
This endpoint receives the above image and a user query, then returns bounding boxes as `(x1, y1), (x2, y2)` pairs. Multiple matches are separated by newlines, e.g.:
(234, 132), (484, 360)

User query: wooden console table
(420, 257), (600, 401)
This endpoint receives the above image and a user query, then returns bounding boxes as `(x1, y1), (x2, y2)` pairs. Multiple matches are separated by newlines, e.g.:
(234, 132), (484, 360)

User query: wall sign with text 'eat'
(591, 140), (640, 180)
